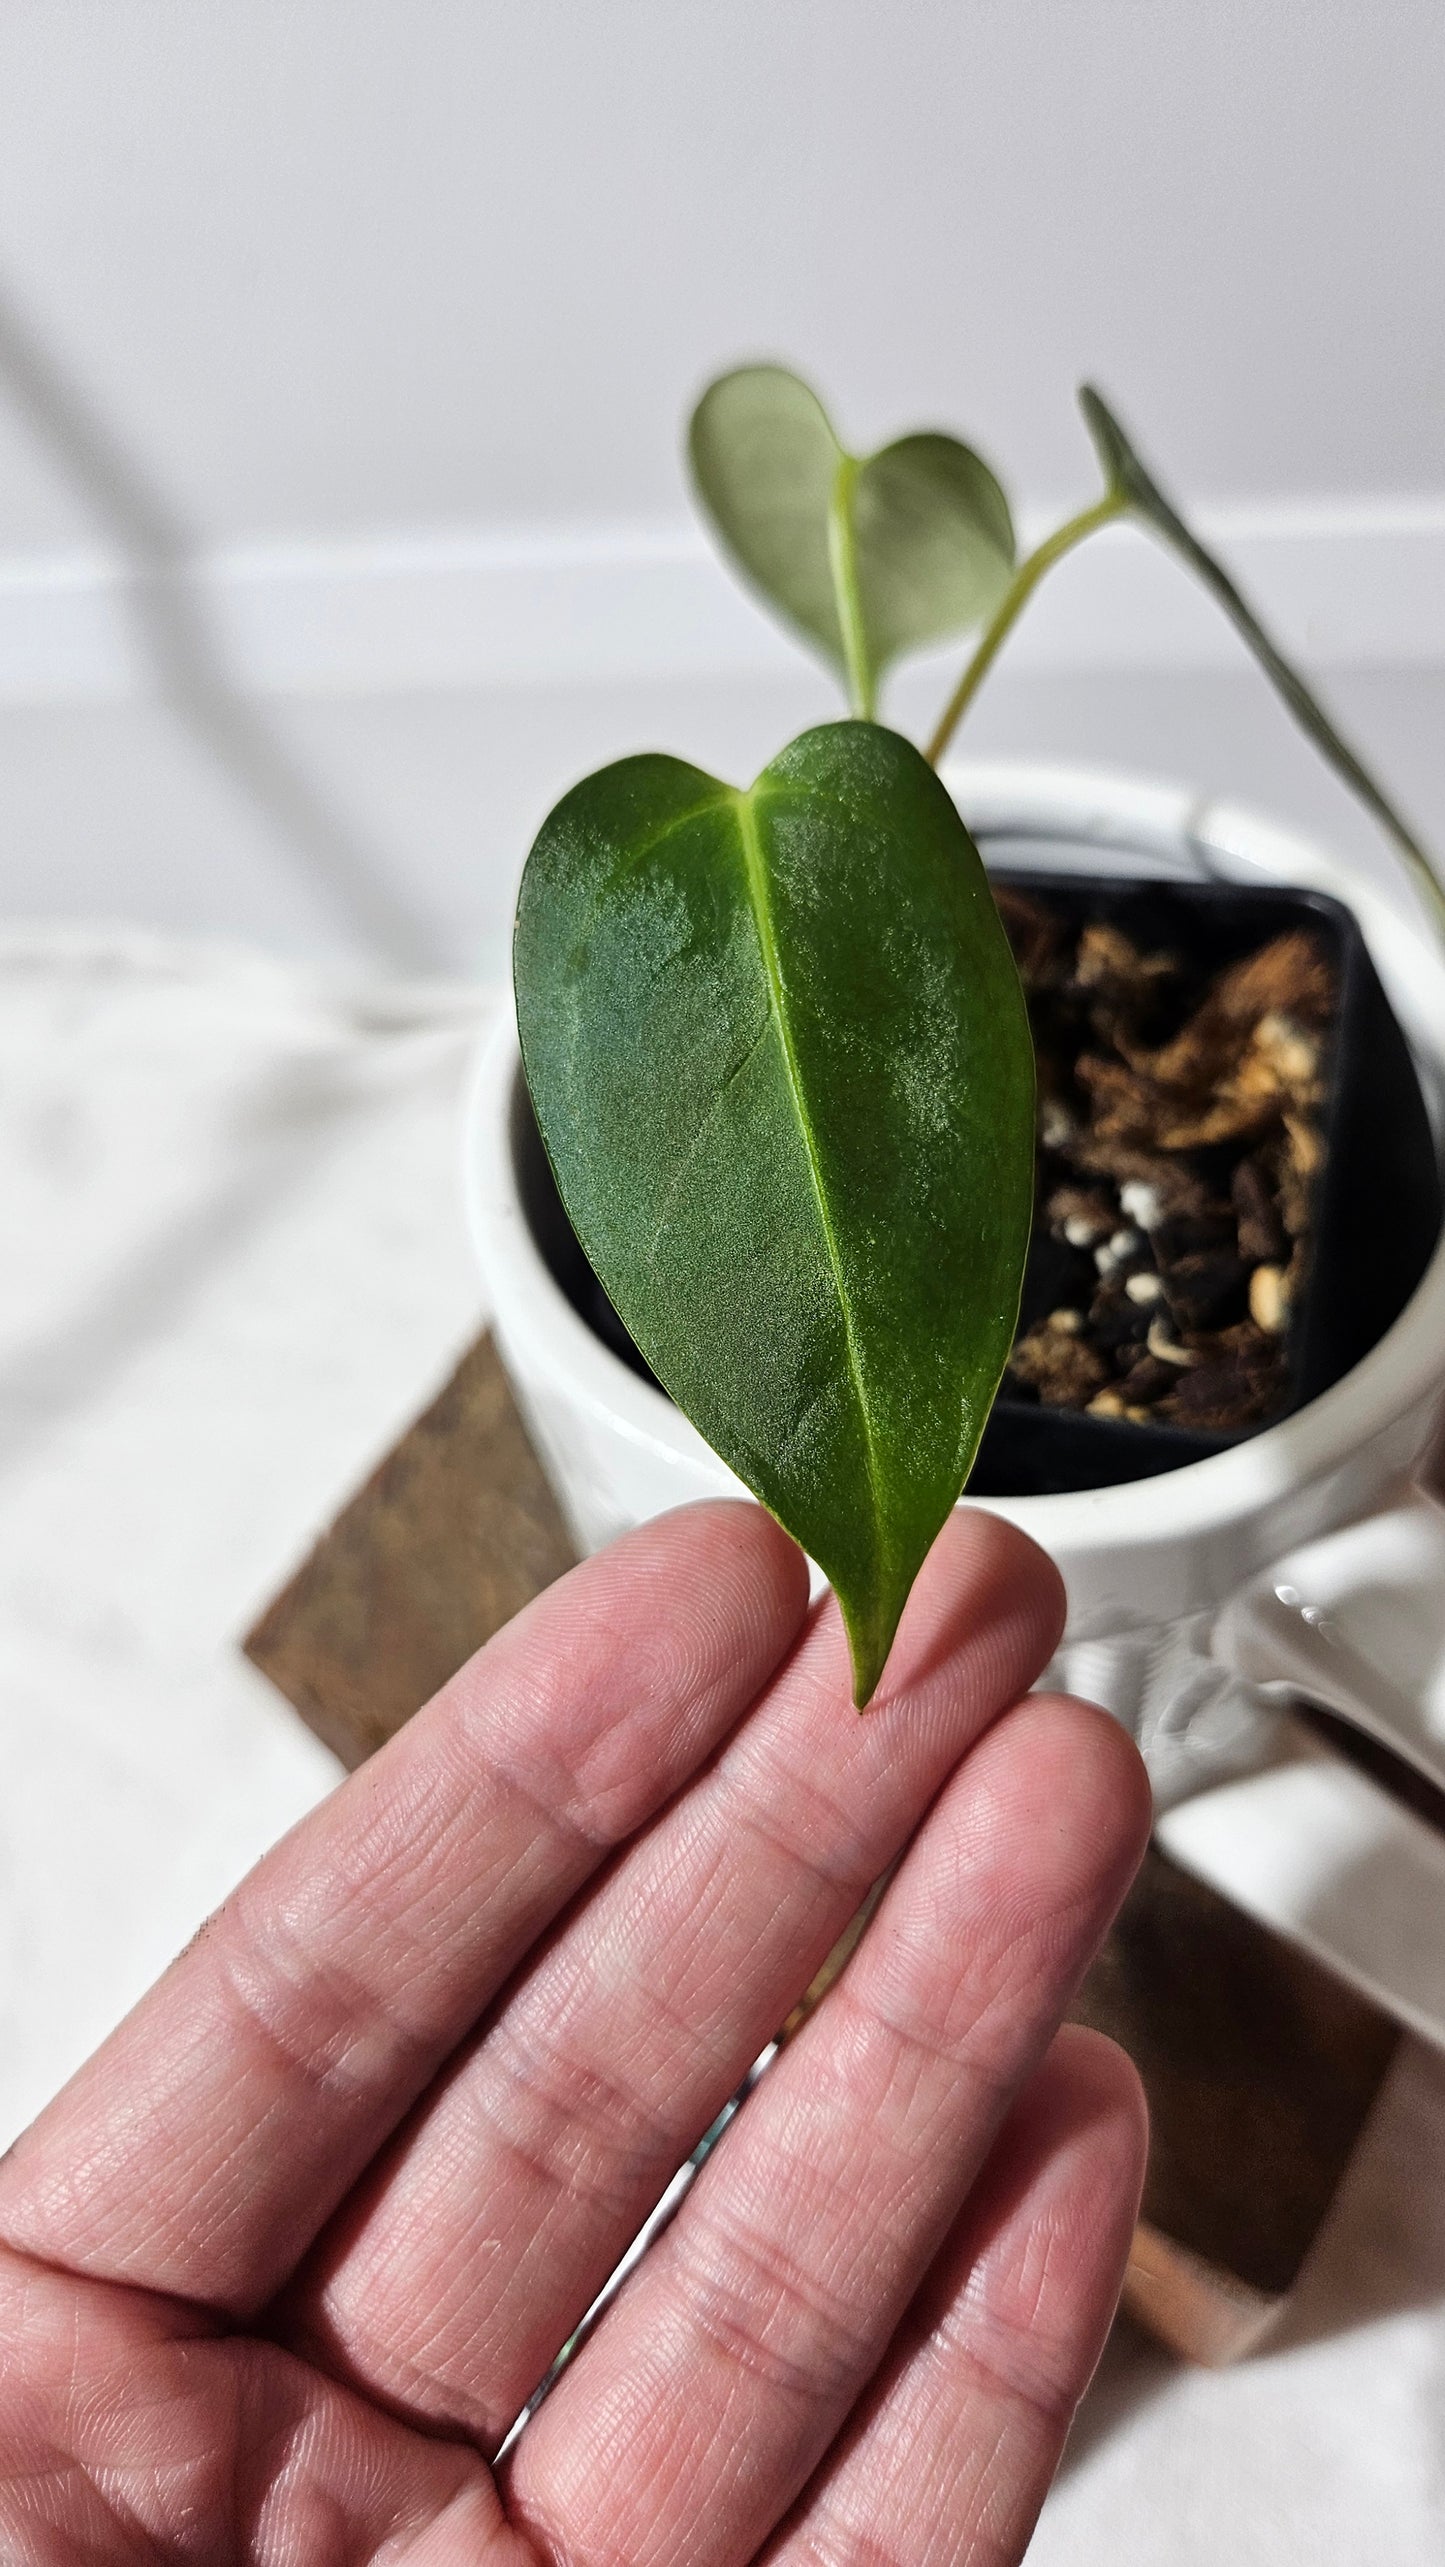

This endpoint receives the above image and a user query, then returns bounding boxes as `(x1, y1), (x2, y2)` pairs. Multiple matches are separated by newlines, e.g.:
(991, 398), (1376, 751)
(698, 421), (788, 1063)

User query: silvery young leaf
(689, 367), (841, 668)
(514, 720), (1035, 1707)
(689, 365), (1015, 715)
(855, 432), (1018, 672)
(1080, 384), (1445, 933)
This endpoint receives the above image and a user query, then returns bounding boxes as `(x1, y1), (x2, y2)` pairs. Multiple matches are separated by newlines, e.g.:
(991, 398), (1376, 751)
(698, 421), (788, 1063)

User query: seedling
(514, 367), (1441, 1704)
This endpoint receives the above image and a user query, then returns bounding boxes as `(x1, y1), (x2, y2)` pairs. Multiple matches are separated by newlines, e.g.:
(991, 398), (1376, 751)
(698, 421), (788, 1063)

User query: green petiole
(925, 490), (1126, 766)
(827, 453), (876, 722)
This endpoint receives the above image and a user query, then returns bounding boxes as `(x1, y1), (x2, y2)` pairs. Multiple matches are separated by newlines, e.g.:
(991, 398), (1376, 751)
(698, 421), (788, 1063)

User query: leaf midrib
(730, 783), (888, 1571)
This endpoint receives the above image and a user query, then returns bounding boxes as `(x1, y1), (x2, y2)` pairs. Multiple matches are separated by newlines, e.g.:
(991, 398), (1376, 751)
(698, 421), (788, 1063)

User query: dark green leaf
(689, 366), (1016, 714)
(514, 720), (1035, 1705)
(1080, 384), (1445, 933)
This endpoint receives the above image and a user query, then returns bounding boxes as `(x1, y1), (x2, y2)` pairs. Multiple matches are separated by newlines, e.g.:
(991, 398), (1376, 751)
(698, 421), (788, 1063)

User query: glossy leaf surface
(514, 721), (1034, 1703)
(1080, 384), (1445, 933)
(690, 366), (1015, 714)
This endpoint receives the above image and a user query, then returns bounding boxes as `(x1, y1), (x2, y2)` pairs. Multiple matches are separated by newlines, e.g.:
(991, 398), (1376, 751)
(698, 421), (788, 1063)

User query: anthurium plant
(514, 366), (1441, 1705)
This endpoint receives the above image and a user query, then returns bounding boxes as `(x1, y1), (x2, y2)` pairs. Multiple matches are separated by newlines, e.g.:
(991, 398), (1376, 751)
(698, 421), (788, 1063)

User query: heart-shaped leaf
(690, 365), (1016, 717)
(1080, 384), (1445, 934)
(514, 720), (1035, 1705)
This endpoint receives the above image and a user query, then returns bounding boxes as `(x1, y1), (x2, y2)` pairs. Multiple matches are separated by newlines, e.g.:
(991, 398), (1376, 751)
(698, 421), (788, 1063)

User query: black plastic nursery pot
(970, 869), (1440, 1492)
(517, 867), (1443, 1502)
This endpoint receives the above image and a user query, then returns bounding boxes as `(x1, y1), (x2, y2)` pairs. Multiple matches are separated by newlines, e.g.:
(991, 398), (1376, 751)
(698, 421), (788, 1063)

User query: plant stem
(1378, 816), (1445, 941)
(925, 491), (1126, 766)
(828, 454), (875, 721)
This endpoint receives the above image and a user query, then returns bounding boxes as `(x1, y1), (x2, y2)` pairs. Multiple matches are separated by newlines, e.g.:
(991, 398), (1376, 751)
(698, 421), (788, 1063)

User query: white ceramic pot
(466, 763), (1445, 2044)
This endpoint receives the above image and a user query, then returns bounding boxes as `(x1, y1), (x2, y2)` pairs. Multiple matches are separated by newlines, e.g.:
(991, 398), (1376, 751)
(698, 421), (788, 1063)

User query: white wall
(0, 0), (1441, 968)
(1, 0), (1442, 543)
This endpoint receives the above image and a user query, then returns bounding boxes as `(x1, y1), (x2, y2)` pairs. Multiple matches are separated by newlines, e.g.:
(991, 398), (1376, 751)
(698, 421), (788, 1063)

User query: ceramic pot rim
(464, 760), (1445, 1551)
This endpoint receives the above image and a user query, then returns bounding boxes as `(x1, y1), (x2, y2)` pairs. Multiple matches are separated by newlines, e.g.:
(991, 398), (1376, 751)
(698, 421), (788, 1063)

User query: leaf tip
(1077, 381), (1119, 459)
(843, 1609), (896, 1713)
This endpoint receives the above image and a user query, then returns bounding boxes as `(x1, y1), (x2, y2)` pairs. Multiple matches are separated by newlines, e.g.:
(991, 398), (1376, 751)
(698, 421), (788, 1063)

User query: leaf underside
(514, 721), (1035, 1704)
(690, 364), (1016, 702)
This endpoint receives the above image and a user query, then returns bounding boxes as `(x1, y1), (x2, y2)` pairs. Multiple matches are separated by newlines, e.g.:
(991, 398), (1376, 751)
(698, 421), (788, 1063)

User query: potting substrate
(521, 869), (1443, 1498)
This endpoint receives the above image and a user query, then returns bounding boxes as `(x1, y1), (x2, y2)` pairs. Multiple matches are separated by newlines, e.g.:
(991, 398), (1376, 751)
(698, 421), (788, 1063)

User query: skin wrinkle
(0, 2051), (293, 2288)
(0, 1508), (1149, 2567)
(227, 2337), (482, 2564)
(942, 2107), (1145, 2418)
(787, 2526), (915, 2567)
(276, 1778), (532, 1955)
(578, 1826), (749, 2020)
(923, 2311), (1084, 2439)
(661, 2213), (883, 2415)
(482, 1569), (808, 1840)
(306, 2316), (497, 2459)
(843, 1720), (1138, 2027)
(0, 2243), (505, 2564)
(488, 1947), (746, 2169)
(381, 2477), (516, 2567)
(5, 1917), (474, 2305)
(303, 1861), (852, 2436)
(713, 1612), (1016, 1817)
(298, 1658), (562, 1884)
(444, 2032), (683, 2245)
(508, 1704), (1144, 2567)
(444, 1688), (689, 1865)
(291, 1594), (862, 2427)
(702, 1762), (883, 1912)
(819, 1978), (1012, 2143)
(439, 1506), (806, 1807)
(291, 1509), (1062, 2412)
(678, 2124), (931, 2348)
(0, 1508), (807, 2292)
(577, 1681), (1017, 2108)
(212, 1913), (446, 2109)
(350, 1861), (853, 2427)
(269, 1737), (473, 1905)
(767, 2040), (1146, 2567)
(686, 2036), (992, 2345)
(301, 2159), (584, 2432)
(281, 1517), (1077, 2447)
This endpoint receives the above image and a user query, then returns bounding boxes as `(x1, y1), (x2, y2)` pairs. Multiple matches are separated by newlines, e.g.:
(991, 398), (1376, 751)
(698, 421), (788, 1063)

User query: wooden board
(1079, 1846), (1398, 2360)
(245, 1331), (1400, 2365)
(245, 1334), (575, 1769)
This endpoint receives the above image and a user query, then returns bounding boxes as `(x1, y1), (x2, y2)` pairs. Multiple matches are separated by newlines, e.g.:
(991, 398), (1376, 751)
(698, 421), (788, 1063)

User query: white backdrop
(0, 0), (1441, 543)
(0, 1), (1440, 966)
(1, 17), (1444, 2556)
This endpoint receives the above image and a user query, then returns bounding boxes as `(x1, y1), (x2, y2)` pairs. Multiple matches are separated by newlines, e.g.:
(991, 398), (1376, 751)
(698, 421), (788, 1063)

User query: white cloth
(0, 927), (486, 2124)
(0, 928), (1441, 2562)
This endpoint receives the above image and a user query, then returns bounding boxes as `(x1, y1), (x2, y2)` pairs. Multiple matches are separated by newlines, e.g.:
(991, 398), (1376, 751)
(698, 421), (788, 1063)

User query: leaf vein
(642, 1013), (773, 1265)
(614, 791), (732, 874)
(730, 788), (889, 1575)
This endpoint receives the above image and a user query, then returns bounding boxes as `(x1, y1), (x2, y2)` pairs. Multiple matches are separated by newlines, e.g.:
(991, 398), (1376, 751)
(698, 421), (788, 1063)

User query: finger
(506, 1691), (1150, 2567)
(765, 2027), (1147, 2567)
(0, 2241), (518, 2567)
(280, 1508), (1066, 2443)
(0, 1501), (809, 2313)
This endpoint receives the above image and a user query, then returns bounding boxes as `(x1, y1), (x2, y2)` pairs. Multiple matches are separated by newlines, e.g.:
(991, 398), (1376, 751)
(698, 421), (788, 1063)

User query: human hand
(0, 1500), (1149, 2566)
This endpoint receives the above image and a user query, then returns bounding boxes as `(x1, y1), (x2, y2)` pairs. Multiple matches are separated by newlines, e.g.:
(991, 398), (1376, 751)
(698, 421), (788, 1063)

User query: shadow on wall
(0, 276), (443, 971)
